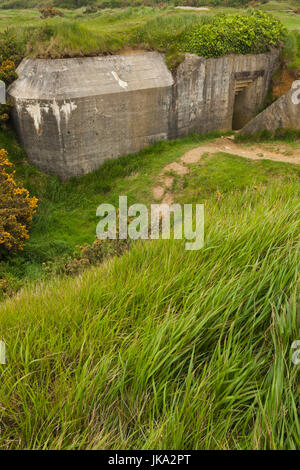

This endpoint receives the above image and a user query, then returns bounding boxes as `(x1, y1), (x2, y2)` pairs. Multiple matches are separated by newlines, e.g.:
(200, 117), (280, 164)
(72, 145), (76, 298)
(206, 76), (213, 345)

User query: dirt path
(152, 136), (300, 204)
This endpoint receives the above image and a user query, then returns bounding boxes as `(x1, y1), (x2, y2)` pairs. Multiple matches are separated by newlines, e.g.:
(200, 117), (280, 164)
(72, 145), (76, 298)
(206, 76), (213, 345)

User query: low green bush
(0, 30), (24, 128)
(184, 10), (287, 57)
(0, 29), (24, 66)
(134, 10), (286, 63)
(282, 30), (300, 68)
(43, 237), (131, 276)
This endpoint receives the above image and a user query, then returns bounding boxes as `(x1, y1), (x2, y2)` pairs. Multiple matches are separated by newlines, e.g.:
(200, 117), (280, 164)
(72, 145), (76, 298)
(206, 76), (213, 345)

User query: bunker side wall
(10, 86), (173, 179)
(173, 50), (280, 137)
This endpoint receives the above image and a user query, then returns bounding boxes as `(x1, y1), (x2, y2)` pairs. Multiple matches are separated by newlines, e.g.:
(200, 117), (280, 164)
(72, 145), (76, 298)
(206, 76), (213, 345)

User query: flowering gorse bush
(0, 29), (24, 127)
(0, 59), (17, 85)
(39, 7), (64, 19)
(0, 59), (17, 128)
(0, 29), (23, 66)
(0, 149), (38, 255)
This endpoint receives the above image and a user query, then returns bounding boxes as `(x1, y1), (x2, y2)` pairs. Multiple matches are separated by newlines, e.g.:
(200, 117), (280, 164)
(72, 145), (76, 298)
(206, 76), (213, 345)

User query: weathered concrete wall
(8, 53), (173, 178)
(240, 84), (300, 135)
(8, 50), (280, 178)
(171, 50), (280, 137)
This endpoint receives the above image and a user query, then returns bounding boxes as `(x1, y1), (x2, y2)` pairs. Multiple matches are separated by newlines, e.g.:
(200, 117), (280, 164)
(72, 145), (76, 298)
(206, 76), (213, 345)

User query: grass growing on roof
(0, 7), (289, 59)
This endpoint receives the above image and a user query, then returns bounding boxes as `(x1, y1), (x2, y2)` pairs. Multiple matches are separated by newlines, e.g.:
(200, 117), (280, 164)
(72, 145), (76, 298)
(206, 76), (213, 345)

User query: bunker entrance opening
(232, 78), (254, 130)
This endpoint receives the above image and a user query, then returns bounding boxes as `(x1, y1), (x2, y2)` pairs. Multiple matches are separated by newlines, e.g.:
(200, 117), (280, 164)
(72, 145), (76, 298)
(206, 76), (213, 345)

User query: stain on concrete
(111, 71), (128, 90)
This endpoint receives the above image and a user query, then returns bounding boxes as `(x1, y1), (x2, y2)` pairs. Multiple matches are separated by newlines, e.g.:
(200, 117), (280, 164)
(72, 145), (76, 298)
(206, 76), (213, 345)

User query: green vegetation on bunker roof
(183, 10), (287, 57)
(0, 8), (287, 60)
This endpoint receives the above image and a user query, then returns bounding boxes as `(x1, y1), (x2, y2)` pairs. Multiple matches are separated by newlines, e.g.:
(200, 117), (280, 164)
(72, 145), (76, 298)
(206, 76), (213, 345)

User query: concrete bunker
(240, 83), (300, 135)
(8, 50), (280, 179)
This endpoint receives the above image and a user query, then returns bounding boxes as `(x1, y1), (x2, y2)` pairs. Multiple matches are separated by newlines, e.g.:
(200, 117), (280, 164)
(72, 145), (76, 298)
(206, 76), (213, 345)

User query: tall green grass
(2, 126), (300, 289)
(0, 181), (299, 449)
(0, 129), (224, 286)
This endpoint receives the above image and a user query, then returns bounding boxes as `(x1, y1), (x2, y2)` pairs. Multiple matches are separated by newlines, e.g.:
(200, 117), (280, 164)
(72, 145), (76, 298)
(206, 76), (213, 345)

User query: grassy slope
(0, 2), (300, 448)
(0, 128), (225, 283)
(0, 3), (298, 287)
(1, 128), (300, 449)
(2, 126), (300, 285)
(0, 169), (299, 449)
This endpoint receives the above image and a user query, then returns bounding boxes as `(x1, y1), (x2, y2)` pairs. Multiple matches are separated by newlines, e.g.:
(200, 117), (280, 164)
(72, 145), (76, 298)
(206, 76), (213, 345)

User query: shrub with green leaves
(0, 29), (24, 66)
(184, 10), (287, 58)
(0, 29), (24, 128)
(0, 59), (17, 128)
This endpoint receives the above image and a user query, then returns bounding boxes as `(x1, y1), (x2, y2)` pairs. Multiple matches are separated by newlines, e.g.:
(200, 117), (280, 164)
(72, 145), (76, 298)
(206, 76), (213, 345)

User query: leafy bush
(0, 29), (24, 66)
(135, 9), (287, 61)
(44, 210), (133, 276)
(281, 30), (300, 68)
(0, 59), (16, 127)
(0, 29), (24, 127)
(0, 60), (17, 128)
(39, 6), (64, 18)
(44, 237), (131, 276)
(0, 59), (17, 85)
(83, 4), (100, 13)
(183, 10), (287, 57)
(0, 149), (38, 256)
(0, 103), (12, 129)
(0, 268), (22, 299)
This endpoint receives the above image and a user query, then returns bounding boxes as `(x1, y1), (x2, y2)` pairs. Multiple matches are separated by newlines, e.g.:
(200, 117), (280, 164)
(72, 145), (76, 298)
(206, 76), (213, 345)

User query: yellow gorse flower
(0, 148), (38, 253)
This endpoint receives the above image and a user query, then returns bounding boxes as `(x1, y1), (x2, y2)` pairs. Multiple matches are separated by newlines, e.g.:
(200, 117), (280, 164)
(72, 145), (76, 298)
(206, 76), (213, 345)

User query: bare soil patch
(152, 136), (300, 204)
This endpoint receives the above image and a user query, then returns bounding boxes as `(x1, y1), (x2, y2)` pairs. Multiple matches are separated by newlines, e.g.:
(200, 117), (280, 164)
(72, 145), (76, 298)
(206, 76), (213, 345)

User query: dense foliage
(0, 58), (16, 127)
(0, 149), (38, 255)
(0, 29), (24, 66)
(282, 29), (300, 67)
(39, 6), (64, 18)
(0, 59), (17, 85)
(44, 211), (132, 276)
(0, 30), (24, 127)
(185, 10), (287, 57)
